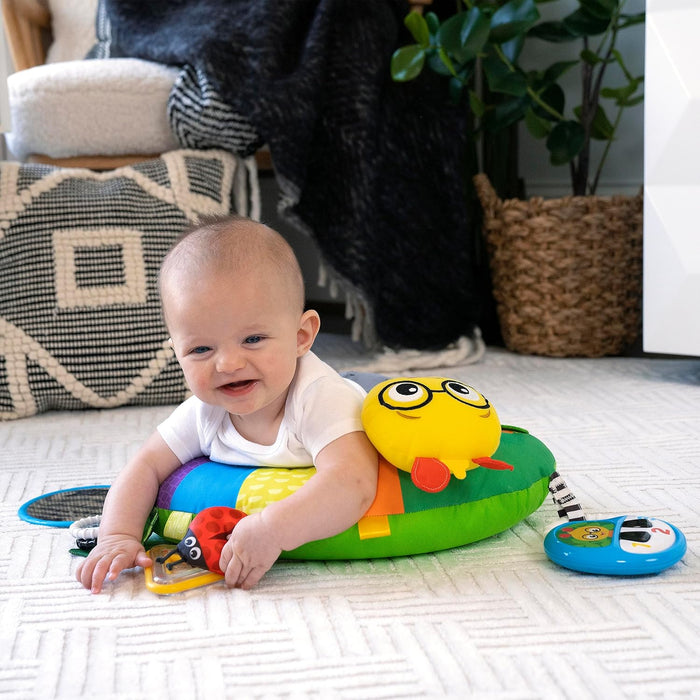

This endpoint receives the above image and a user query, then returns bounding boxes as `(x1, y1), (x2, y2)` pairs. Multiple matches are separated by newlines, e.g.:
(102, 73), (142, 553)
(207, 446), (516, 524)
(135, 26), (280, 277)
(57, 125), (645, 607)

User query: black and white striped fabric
(168, 64), (264, 158)
(548, 471), (587, 522)
(85, 0), (112, 59)
(0, 150), (238, 420)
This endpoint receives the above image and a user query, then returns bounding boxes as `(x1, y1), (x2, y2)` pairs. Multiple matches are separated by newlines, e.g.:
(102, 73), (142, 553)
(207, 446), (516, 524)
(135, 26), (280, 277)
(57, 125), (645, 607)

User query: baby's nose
(216, 349), (245, 373)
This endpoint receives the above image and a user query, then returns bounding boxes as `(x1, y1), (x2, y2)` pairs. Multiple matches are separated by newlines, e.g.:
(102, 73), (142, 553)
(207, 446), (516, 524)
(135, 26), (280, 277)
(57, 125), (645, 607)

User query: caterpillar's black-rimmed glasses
(377, 379), (490, 411)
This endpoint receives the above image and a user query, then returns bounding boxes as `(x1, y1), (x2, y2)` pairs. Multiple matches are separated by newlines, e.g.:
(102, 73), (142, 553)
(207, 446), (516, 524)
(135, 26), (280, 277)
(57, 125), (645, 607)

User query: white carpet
(1, 335), (699, 699)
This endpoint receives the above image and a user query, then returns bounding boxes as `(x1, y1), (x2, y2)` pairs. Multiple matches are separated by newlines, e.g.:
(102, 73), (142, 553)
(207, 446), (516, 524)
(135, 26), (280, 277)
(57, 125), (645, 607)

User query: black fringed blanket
(96, 0), (483, 349)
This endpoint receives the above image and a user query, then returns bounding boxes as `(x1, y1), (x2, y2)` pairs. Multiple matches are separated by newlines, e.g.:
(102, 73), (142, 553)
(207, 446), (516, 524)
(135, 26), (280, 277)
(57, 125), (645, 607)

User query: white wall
(643, 0), (700, 356)
(518, 0), (646, 197)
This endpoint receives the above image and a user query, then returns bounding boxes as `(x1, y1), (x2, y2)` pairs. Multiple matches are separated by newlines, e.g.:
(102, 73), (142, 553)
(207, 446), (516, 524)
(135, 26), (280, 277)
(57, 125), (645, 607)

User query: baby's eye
(190, 346), (212, 355)
(244, 335), (264, 345)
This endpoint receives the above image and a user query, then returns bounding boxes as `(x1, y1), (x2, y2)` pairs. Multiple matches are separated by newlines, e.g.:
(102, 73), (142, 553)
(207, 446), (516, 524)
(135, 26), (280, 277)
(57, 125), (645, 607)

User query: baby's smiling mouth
(221, 379), (256, 392)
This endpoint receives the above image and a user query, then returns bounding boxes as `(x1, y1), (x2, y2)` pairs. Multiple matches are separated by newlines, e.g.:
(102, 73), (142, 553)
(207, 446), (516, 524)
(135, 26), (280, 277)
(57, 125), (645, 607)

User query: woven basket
(474, 174), (643, 358)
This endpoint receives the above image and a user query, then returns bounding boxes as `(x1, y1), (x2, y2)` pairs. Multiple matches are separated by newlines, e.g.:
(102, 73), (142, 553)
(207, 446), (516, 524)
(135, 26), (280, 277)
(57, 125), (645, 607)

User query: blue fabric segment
(169, 460), (256, 512)
(341, 371), (387, 392)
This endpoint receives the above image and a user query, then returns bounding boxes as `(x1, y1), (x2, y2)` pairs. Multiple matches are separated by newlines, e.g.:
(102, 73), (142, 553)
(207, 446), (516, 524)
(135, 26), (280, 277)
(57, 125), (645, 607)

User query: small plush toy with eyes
(361, 377), (513, 493)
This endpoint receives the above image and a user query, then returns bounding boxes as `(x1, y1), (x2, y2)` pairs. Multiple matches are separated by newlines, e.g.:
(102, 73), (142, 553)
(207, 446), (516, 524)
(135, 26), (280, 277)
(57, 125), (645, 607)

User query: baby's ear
(297, 309), (321, 355)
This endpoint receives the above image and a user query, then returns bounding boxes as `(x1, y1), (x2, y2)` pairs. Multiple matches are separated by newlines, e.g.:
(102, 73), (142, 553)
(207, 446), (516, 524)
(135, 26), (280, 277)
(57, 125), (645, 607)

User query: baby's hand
(218, 512), (282, 590)
(75, 535), (152, 594)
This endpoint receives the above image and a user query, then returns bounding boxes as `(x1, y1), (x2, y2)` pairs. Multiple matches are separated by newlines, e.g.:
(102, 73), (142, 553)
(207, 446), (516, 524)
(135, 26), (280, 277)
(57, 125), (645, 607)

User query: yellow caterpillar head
(361, 377), (511, 492)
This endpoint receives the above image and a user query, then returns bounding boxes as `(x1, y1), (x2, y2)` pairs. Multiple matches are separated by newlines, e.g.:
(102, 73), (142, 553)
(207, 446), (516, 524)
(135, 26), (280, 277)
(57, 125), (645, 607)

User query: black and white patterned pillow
(0, 149), (238, 419)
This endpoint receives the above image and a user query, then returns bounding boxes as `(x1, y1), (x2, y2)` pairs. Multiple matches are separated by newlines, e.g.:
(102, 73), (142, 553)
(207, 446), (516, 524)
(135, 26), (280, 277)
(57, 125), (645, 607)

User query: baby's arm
(219, 430), (378, 589)
(75, 431), (182, 593)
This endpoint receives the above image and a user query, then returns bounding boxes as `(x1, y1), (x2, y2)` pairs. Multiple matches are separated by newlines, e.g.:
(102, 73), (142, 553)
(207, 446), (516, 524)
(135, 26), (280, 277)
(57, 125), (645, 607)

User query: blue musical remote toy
(544, 516), (686, 576)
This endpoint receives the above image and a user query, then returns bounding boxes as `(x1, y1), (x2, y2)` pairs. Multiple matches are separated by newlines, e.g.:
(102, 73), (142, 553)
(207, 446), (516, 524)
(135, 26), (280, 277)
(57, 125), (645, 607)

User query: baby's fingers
(238, 565), (267, 590)
(221, 549), (243, 589)
(77, 550), (147, 594)
(219, 540), (233, 574)
(74, 557), (92, 587)
(76, 552), (112, 593)
(220, 550), (268, 589)
(135, 551), (154, 570)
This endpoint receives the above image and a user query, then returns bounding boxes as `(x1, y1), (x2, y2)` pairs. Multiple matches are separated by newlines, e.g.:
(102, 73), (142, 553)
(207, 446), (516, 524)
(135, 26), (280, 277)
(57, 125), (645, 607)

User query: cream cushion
(6, 58), (179, 160)
(45, 0), (99, 63)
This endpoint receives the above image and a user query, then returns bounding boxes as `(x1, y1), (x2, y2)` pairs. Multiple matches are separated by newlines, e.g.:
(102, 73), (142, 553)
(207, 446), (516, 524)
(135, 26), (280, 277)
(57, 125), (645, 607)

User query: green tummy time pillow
(150, 426), (555, 561)
(0, 150), (239, 420)
(150, 377), (556, 561)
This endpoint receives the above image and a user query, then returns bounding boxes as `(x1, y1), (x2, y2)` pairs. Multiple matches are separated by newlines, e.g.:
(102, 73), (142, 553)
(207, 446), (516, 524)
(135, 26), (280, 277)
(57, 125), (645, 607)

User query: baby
(76, 215), (379, 592)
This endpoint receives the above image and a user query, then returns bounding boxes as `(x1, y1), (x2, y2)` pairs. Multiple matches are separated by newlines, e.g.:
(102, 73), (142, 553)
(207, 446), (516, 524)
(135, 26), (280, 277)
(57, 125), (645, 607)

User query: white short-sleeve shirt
(157, 352), (365, 467)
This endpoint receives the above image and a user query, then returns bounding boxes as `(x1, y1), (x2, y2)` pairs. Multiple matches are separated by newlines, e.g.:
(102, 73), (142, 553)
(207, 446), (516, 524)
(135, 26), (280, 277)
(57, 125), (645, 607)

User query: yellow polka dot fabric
(237, 467), (316, 514)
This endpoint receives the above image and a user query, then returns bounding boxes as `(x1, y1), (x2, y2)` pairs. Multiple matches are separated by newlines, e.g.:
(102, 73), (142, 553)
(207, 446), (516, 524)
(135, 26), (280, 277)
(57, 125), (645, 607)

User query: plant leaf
(405, 11), (430, 47)
(562, 8), (611, 37)
(533, 82), (566, 120)
(500, 34), (525, 64)
(427, 50), (453, 76)
(589, 105), (616, 140)
(525, 107), (551, 138)
(580, 0), (618, 21)
(618, 12), (645, 30)
(546, 121), (585, 165)
(610, 48), (636, 82)
(438, 46), (460, 77)
(601, 80), (643, 106)
(390, 45), (425, 82)
(460, 7), (491, 57)
(622, 95), (644, 108)
(425, 12), (440, 36)
(542, 60), (578, 84)
(489, 0), (540, 44)
(580, 48), (602, 66)
(528, 20), (576, 43)
(574, 104), (615, 140)
(437, 12), (470, 54)
(483, 54), (528, 97)
(485, 95), (530, 131)
(437, 11), (484, 65)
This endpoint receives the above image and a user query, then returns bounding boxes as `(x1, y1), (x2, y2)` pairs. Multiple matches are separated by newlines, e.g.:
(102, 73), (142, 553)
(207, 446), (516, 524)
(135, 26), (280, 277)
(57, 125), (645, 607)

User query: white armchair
(2, 0), (179, 169)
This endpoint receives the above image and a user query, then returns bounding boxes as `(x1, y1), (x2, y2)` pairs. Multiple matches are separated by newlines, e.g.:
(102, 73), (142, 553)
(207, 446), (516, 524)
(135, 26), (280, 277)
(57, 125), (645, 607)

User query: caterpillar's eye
(379, 381), (431, 410)
(187, 546), (202, 561)
(184, 536), (197, 547)
(442, 380), (489, 408)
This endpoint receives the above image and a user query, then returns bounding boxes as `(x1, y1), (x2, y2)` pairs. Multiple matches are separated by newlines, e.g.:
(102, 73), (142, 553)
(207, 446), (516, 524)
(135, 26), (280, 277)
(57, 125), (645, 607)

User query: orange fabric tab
(363, 456), (405, 517)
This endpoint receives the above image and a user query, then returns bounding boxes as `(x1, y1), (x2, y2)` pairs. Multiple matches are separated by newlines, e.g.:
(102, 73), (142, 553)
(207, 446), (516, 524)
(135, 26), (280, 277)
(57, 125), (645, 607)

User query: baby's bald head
(159, 215), (306, 317)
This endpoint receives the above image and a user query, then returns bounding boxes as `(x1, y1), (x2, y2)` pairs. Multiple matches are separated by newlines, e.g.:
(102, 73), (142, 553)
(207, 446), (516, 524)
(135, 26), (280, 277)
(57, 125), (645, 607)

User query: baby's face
(164, 269), (306, 424)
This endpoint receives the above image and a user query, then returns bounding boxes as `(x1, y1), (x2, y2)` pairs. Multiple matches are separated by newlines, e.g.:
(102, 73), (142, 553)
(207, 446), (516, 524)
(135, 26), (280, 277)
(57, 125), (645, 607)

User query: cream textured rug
(1, 335), (699, 699)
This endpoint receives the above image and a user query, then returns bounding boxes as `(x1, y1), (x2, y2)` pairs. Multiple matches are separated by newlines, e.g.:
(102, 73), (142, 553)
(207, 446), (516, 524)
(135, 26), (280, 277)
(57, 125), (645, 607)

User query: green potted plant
(391, 0), (646, 358)
(391, 0), (644, 196)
